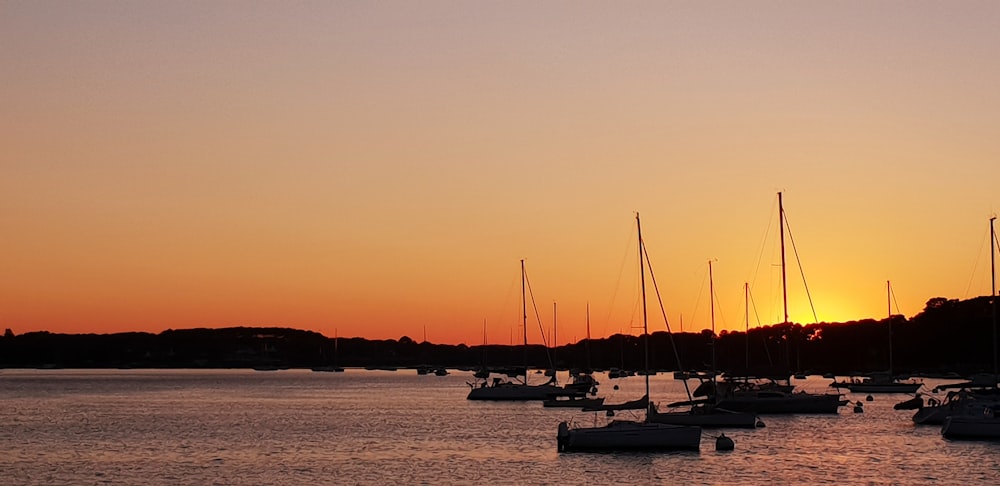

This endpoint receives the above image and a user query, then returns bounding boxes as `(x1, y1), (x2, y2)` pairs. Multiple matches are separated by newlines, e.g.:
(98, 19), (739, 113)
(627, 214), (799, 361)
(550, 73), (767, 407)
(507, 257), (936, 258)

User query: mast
(585, 303), (592, 371)
(745, 282), (750, 370)
(553, 301), (557, 374)
(709, 260), (717, 382)
(992, 216), (997, 379)
(637, 213), (650, 403)
(887, 280), (893, 377)
(779, 191), (789, 326)
(521, 259), (528, 383)
(778, 191), (791, 371)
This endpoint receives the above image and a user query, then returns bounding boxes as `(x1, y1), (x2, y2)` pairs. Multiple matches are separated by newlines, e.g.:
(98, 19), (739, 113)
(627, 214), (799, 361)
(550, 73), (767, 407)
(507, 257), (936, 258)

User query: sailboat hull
(647, 408), (758, 428)
(846, 382), (920, 394)
(467, 383), (565, 401)
(716, 393), (842, 414)
(557, 421), (701, 452)
(942, 414), (1000, 440)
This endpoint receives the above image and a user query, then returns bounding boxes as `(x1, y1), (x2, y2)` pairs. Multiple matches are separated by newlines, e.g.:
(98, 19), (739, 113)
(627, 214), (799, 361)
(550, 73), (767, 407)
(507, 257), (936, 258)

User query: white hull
(557, 420), (701, 451)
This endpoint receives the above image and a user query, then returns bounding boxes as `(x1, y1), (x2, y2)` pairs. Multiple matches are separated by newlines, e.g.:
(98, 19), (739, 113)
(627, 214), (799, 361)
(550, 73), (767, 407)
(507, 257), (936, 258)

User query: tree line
(1, 295), (995, 376)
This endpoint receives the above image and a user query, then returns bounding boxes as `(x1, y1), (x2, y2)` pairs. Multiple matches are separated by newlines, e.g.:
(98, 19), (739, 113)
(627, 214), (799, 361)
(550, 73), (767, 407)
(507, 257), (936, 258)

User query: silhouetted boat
(710, 193), (841, 414)
(942, 403), (1000, 439)
(312, 329), (345, 372)
(648, 260), (758, 429)
(934, 216), (1000, 438)
(468, 260), (565, 401)
(557, 213), (701, 452)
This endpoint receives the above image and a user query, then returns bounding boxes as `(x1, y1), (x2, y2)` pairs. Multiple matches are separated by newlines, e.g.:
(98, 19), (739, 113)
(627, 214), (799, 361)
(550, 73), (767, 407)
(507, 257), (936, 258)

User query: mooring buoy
(716, 433), (735, 451)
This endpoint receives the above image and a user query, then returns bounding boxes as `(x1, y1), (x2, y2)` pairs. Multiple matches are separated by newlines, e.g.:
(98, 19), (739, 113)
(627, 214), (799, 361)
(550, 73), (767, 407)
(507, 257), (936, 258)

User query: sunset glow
(2, 2), (999, 345)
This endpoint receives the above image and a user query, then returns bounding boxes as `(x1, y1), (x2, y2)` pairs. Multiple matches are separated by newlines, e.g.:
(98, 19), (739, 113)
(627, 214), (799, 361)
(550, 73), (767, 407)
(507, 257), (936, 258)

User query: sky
(2, 1), (999, 345)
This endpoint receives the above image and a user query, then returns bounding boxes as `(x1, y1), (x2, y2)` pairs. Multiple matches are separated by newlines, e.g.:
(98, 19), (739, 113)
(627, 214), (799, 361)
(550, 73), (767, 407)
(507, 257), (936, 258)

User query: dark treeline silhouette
(0, 296), (995, 375)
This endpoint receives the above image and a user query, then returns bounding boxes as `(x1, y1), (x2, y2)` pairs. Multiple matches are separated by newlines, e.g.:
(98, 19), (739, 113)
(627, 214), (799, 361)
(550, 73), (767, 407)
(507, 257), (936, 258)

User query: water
(1, 369), (998, 484)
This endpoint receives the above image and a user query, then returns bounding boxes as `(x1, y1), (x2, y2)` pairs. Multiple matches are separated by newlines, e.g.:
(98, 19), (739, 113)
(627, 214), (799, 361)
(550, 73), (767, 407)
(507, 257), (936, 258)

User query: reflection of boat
(468, 260), (565, 401)
(557, 213), (701, 452)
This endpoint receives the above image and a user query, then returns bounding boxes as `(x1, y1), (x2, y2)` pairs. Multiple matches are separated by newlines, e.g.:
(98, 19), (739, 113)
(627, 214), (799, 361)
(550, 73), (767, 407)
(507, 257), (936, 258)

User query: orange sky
(2, 2), (999, 345)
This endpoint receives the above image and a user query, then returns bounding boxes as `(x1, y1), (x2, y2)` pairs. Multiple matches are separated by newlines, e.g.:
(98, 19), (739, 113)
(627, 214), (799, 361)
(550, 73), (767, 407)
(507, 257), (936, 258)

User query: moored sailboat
(468, 260), (566, 401)
(557, 213), (702, 452)
(647, 260), (759, 428)
(940, 216), (1000, 439)
(710, 193), (841, 414)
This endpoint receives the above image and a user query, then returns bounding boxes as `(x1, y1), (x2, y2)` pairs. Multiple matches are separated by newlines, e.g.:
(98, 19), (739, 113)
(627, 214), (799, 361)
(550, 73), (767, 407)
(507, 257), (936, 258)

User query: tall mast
(709, 260), (717, 381)
(779, 191), (789, 326)
(585, 303), (592, 371)
(521, 259), (528, 382)
(745, 282), (750, 370)
(887, 280), (893, 377)
(991, 216), (997, 379)
(637, 213), (650, 402)
(553, 301), (557, 373)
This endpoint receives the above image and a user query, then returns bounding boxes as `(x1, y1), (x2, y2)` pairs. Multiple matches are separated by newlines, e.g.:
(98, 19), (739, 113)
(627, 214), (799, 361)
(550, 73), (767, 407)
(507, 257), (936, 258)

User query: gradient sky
(3, 1), (999, 345)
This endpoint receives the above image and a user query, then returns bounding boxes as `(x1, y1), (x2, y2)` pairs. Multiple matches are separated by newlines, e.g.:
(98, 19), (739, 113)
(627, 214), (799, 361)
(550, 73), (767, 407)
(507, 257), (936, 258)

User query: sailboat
(468, 260), (568, 401)
(840, 281), (921, 393)
(557, 213), (702, 452)
(712, 192), (842, 414)
(312, 328), (345, 372)
(648, 260), (759, 428)
(942, 215), (1000, 439)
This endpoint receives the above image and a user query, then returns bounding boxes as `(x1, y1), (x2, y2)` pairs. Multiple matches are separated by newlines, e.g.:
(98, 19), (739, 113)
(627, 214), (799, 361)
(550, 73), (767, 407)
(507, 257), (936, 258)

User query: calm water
(1, 369), (998, 485)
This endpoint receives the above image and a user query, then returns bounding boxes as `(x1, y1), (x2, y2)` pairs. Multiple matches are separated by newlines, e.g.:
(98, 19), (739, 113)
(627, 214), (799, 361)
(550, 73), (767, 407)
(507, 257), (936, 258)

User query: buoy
(866, 395), (874, 402)
(755, 419), (766, 428)
(716, 434), (735, 451)
(854, 404), (863, 413)
(613, 384), (620, 390)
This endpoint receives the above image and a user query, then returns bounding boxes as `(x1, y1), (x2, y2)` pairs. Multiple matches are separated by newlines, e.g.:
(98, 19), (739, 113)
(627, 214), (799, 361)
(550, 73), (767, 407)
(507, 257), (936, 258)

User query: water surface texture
(1, 369), (997, 484)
